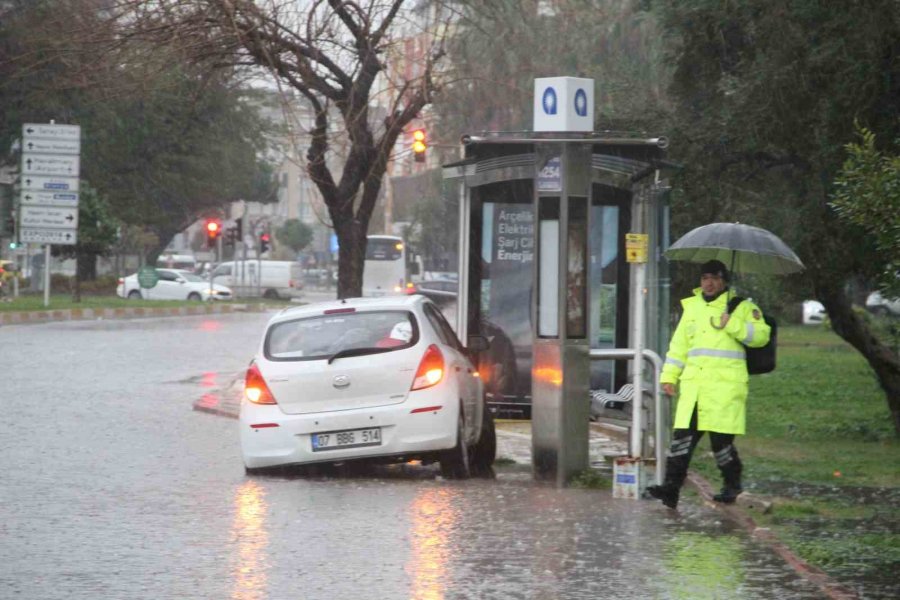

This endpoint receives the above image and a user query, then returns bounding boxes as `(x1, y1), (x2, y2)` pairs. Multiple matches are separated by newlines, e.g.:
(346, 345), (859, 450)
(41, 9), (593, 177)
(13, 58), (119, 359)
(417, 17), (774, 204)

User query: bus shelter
(443, 131), (677, 481)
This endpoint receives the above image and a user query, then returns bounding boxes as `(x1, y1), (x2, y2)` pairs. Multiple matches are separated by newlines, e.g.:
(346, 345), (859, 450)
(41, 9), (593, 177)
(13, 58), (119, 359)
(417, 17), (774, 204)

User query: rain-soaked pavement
(0, 311), (836, 598)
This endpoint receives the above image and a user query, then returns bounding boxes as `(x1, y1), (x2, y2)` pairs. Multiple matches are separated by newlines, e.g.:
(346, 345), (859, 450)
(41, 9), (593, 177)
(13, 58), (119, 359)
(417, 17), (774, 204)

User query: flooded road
(0, 313), (828, 598)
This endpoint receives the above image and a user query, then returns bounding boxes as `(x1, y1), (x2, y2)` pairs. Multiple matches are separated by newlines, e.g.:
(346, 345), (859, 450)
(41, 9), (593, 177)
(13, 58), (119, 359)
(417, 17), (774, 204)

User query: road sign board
(19, 228), (78, 245)
(20, 190), (79, 207)
(21, 175), (79, 192)
(22, 123), (81, 141)
(137, 266), (159, 289)
(22, 138), (80, 155)
(22, 154), (80, 177)
(21, 205), (79, 229)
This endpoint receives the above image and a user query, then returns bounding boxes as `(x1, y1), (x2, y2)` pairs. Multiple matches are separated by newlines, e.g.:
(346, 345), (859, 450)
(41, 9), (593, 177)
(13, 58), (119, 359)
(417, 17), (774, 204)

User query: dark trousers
(664, 405), (742, 491)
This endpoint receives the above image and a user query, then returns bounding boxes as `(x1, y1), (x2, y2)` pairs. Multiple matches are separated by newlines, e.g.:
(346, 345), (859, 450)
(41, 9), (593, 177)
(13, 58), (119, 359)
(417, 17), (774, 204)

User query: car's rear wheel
(871, 306), (889, 317)
(187, 292), (202, 301)
(263, 289), (279, 300)
(470, 406), (496, 477)
(127, 290), (142, 300)
(440, 410), (470, 479)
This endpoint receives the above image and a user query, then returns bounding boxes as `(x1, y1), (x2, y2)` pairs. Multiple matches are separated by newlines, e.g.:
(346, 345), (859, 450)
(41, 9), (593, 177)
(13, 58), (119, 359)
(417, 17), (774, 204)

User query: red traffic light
(206, 220), (221, 235)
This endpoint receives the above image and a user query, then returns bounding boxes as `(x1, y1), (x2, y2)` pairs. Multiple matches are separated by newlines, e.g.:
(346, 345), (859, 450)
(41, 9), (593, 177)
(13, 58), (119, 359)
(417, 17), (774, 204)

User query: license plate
(311, 427), (382, 452)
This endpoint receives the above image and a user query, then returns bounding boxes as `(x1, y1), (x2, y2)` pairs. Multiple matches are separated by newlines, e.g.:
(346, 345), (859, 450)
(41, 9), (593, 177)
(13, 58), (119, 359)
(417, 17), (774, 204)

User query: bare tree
(111, 0), (448, 297)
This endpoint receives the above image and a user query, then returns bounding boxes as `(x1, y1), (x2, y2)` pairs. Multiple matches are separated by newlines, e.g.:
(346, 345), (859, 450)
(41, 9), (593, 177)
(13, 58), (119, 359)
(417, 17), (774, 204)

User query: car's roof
(269, 295), (428, 325)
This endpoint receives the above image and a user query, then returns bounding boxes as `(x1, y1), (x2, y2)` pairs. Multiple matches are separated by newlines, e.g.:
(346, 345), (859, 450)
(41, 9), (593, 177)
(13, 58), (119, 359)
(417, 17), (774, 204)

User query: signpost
(18, 122), (82, 307)
(137, 266), (159, 300)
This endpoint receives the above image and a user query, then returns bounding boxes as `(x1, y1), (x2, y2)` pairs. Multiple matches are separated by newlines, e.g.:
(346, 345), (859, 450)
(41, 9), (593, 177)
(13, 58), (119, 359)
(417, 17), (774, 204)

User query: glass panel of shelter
(470, 179), (633, 417)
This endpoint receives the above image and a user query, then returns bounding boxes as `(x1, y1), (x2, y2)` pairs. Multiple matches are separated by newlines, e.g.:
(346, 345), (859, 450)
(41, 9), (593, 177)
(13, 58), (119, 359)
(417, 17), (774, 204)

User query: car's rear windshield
(265, 310), (419, 361)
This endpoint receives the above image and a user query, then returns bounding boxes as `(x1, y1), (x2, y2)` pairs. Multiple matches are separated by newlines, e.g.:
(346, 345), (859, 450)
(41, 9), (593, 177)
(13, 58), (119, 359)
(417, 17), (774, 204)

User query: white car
(866, 291), (900, 317)
(240, 295), (495, 477)
(116, 268), (233, 301)
(802, 300), (826, 324)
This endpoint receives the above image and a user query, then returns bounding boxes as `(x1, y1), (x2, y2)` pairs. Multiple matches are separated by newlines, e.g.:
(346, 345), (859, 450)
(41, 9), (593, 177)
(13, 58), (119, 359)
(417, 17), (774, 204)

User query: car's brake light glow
(410, 405), (443, 414)
(324, 307), (356, 314)
(411, 344), (444, 390)
(245, 363), (277, 405)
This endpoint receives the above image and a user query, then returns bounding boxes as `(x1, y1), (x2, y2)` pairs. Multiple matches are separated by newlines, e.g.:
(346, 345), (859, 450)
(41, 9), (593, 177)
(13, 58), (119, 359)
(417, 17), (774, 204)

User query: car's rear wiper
(327, 346), (393, 364)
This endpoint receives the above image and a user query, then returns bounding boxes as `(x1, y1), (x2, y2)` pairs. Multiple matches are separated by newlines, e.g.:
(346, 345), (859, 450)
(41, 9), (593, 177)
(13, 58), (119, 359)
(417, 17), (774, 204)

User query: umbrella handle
(710, 316), (726, 330)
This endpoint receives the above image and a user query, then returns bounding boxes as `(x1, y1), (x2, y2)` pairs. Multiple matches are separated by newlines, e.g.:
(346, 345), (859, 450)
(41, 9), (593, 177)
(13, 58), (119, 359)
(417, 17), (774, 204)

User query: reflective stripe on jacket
(660, 288), (771, 434)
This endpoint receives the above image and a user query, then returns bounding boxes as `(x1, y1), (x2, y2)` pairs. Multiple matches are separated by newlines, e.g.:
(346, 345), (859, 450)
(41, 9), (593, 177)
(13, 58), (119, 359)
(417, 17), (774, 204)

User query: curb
(0, 302), (271, 326)
(687, 472), (859, 600)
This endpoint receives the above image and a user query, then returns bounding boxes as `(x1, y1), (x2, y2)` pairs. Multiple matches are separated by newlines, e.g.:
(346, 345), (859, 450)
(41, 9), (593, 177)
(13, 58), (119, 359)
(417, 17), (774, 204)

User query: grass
(686, 323), (900, 587)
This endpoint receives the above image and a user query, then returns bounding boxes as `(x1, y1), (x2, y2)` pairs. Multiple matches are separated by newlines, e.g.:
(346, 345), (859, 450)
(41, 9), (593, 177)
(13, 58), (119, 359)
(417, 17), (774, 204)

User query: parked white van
(210, 260), (304, 299)
(156, 254), (197, 271)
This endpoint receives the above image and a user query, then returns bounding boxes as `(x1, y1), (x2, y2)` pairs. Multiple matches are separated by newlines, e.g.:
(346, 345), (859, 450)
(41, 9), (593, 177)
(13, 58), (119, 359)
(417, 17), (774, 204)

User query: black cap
(700, 259), (729, 281)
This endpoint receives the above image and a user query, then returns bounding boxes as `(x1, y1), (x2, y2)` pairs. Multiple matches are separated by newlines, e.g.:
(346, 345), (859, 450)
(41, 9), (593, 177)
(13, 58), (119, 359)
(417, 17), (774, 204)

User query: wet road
(0, 313), (824, 599)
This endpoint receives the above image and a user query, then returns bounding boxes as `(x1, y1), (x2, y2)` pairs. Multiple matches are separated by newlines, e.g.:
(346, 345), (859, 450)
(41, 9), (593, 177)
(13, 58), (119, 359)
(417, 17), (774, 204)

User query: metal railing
(589, 348), (666, 485)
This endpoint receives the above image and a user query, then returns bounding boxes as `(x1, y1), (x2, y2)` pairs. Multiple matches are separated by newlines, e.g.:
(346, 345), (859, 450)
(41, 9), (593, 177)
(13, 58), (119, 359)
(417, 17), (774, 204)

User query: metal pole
(631, 263), (645, 458)
(589, 348), (665, 484)
(43, 243), (50, 307)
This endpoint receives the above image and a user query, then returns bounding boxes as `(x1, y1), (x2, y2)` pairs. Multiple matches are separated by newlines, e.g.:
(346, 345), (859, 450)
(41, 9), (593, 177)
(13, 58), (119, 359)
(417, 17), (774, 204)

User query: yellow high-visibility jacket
(660, 288), (771, 434)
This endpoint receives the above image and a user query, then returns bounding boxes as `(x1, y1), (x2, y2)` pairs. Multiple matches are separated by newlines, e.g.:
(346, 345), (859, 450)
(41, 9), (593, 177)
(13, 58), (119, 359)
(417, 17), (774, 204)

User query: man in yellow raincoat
(648, 260), (770, 509)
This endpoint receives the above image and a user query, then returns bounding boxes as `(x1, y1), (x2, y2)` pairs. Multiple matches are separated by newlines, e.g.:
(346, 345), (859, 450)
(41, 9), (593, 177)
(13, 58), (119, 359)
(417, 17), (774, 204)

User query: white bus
(362, 235), (421, 297)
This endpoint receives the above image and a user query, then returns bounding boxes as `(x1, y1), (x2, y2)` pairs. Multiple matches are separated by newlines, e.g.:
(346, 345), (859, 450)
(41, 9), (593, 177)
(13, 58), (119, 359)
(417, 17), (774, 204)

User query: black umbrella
(665, 222), (804, 275)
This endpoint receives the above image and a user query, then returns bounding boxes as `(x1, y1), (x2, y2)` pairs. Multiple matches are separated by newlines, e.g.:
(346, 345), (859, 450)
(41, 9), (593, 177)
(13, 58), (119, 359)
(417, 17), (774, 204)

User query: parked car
(116, 268), (233, 301)
(802, 300), (826, 324)
(866, 291), (900, 317)
(240, 294), (495, 477)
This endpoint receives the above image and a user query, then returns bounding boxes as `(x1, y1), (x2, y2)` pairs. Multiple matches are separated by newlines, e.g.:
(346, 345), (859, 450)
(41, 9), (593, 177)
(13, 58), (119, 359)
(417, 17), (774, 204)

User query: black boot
(713, 443), (742, 503)
(647, 484), (680, 509)
(713, 486), (742, 503)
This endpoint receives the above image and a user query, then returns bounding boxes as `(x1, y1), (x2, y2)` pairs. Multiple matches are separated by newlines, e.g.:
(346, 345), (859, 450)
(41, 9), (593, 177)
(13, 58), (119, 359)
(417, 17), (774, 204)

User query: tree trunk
(818, 282), (900, 436)
(335, 219), (366, 299)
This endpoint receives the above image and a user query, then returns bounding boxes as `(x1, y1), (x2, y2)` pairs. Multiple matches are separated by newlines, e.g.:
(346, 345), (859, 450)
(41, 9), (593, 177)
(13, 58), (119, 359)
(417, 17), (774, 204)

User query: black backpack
(727, 296), (777, 375)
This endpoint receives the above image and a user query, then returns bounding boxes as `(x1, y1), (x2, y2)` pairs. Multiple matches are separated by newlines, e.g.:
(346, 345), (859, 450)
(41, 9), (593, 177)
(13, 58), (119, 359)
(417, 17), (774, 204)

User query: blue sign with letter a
(542, 87), (558, 115)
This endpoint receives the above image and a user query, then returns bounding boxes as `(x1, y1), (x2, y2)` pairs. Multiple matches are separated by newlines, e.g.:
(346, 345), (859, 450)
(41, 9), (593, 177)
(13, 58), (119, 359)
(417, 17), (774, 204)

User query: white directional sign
(19, 123), (82, 246)
(21, 174), (80, 192)
(22, 138), (80, 155)
(22, 154), (80, 177)
(20, 190), (80, 207)
(20, 228), (78, 245)
(21, 205), (79, 229)
(22, 124), (81, 141)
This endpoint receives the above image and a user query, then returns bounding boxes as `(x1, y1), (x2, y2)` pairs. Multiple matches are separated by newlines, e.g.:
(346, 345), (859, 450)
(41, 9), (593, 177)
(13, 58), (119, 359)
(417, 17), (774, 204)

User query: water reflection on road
(236, 470), (823, 599)
(407, 488), (457, 600)
(230, 480), (269, 600)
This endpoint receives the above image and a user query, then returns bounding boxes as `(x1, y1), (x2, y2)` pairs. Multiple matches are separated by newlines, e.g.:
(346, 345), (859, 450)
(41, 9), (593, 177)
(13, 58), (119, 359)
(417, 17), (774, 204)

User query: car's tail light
(117, 278), (124, 285)
(411, 344), (444, 390)
(405, 282), (417, 294)
(245, 363), (277, 405)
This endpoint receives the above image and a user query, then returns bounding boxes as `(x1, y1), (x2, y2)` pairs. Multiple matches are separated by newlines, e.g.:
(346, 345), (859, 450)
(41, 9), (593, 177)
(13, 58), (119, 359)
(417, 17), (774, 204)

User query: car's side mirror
(467, 335), (490, 352)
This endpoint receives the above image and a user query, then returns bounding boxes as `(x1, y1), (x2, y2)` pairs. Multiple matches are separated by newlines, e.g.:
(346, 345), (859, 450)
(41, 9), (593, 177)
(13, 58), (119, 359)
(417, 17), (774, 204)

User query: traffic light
(205, 219), (222, 247)
(259, 232), (270, 254)
(412, 128), (426, 163)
